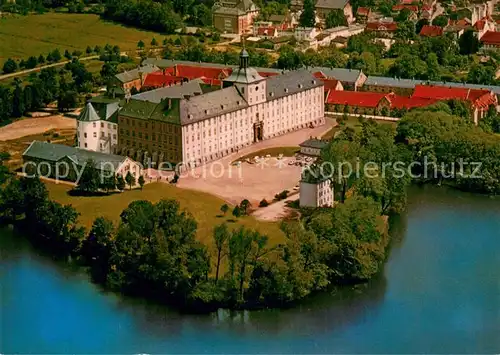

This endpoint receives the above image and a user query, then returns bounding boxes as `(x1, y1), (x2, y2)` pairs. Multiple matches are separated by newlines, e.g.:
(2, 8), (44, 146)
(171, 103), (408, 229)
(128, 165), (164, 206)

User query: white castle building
(176, 48), (325, 167)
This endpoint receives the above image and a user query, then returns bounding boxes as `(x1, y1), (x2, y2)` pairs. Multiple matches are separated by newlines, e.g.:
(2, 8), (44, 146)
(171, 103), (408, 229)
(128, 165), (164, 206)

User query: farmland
(0, 13), (163, 61)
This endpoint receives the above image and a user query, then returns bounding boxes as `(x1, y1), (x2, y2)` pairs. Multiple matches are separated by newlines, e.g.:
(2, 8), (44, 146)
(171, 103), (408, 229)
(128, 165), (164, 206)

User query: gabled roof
(326, 90), (387, 107)
(266, 70), (323, 100)
(143, 73), (185, 88)
(257, 27), (278, 36)
(392, 4), (418, 11)
(114, 65), (159, 83)
(309, 67), (362, 83)
(357, 7), (371, 15)
(419, 25), (443, 37)
(78, 102), (101, 122)
(366, 21), (398, 31)
(480, 31), (500, 46)
(322, 78), (342, 91)
(385, 93), (437, 109)
(315, 0), (349, 9)
(23, 141), (127, 172)
(412, 85), (497, 108)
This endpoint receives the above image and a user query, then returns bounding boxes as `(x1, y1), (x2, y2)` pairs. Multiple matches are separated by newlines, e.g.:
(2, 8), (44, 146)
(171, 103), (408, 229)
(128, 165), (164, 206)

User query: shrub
(274, 190), (289, 201)
(259, 199), (269, 207)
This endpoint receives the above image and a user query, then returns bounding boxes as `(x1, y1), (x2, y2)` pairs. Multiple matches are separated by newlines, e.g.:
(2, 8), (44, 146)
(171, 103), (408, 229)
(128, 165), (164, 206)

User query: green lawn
(322, 116), (396, 140)
(46, 182), (285, 247)
(233, 146), (299, 162)
(0, 13), (164, 60)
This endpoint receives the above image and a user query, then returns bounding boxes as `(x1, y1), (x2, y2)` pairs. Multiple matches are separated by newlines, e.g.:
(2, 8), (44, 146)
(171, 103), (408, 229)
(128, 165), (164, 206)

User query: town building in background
(212, 0), (259, 34)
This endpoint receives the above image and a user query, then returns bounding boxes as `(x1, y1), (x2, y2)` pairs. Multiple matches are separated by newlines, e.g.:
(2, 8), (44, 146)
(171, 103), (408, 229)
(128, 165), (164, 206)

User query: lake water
(1, 186), (500, 353)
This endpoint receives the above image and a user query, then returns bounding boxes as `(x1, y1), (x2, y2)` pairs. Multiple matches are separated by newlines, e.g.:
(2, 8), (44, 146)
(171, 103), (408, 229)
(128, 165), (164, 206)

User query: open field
(322, 116), (395, 140)
(46, 182), (285, 246)
(0, 13), (164, 60)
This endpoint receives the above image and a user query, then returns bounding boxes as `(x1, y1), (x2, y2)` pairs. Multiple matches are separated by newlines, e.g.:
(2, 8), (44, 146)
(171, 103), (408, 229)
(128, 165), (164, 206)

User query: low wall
(325, 111), (400, 122)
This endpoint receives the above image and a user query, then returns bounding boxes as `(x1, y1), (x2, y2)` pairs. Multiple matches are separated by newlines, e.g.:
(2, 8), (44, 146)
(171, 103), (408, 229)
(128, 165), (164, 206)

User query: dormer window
(312, 80), (316, 84)
(221, 104), (225, 109)
(284, 88), (289, 93)
(188, 114), (193, 119)
(205, 109), (209, 115)
(298, 84), (303, 89)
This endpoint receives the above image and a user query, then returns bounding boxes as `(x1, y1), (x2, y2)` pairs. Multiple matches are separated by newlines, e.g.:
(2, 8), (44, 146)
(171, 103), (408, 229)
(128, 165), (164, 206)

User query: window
(101, 122), (104, 128)
(84, 143), (87, 148)
(93, 122), (96, 128)
(84, 133), (87, 138)
(93, 132), (97, 138)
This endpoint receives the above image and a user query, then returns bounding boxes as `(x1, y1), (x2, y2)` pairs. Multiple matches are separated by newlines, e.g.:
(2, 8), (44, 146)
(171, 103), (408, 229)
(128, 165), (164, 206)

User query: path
(0, 115), (76, 141)
(251, 194), (298, 222)
(0, 55), (99, 81)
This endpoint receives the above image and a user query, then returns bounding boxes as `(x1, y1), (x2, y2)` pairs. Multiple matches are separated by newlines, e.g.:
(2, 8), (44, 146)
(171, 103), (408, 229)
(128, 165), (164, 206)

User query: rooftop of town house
(357, 6), (371, 15)
(299, 138), (330, 149)
(419, 25), (444, 37)
(309, 67), (363, 83)
(322, 78), (342, 91)
(366, 21), (398, 31)
(480, 31), (500, 45)
(392, 4), (419, 11)
(131, 79), (205, 103)
(142, 73), (186, 88)
(23, 141), (127, 171)
(315, 0), (349, 9)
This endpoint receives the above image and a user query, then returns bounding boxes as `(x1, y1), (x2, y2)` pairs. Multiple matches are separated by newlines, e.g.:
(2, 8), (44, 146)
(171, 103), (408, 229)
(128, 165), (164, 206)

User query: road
(0, 55), (99, 81)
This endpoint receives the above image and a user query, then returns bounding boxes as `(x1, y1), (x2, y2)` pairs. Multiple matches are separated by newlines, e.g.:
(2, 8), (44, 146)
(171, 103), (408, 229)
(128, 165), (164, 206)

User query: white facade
(294, 27), (319, 41)
(77, 120), (118, 153)
(180, 74), (325, 167)
(300, 179), (333, 208)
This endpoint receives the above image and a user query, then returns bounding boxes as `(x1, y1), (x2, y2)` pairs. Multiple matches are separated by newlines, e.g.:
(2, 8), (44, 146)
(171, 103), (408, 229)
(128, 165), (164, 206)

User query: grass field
(322, 116), (396, 140)
(46, 182), (285, 247)
(0, 13), (164, 60)
(234, 146), (300, 162)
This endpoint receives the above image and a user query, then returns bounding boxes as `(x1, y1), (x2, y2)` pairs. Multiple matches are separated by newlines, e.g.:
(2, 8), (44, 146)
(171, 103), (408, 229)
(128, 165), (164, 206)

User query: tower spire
(239, 36), (249, 69)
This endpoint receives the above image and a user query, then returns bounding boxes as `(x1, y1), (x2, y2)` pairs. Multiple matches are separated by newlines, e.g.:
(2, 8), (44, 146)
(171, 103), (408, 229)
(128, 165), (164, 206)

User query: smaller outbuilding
(300, 166), (334, 208)
(22, 141), (143, 182)
(299, 138), (329, 157)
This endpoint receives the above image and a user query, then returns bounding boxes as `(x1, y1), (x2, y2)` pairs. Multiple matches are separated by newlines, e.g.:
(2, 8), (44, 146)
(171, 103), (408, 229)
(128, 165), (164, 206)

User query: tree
(467, 64), (496, 85)
(432, 15), (448, 27)
(100, 62), (118, 82)
(38, 54), (45, 64)
(101, 173), (116, 193)
(51, 49), (62, 62)
(415, 19), (429, 35)
(395, 8), (412, 22)
(25, 56), (38, 69)
(325, 9), (347, 28)
(213, 223), (230, 282)
(64, 49), (72, 60)
(151, 38), (158, 46)
(220, 203), (229, 216)
(125, 171), (135, 190)
(395, 21), (416, 41)
(232, 205), (241, 218)
(137, 40), (145, 50)
(12, 80), (25, 118)
(459, 29), (480, 55)
(239, 199), (251, 215)
(77, 159), (100, 194)
(2, 58), (17, 74)
(82, 217), (115, 282)
(86, 46), (93, 54)
(116, 175), (126, 191)
(299, 0), (316, 27)
(57, 91), (77, 112)
(138, 175), (145, 190)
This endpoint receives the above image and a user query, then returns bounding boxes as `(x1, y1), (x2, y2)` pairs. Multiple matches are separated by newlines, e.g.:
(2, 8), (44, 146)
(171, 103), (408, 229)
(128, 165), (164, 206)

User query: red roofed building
(356, 7), (371, 23)
(171, 65), (232, 81)
(142, 72), (186, 89)
(480, 31), (500, 50)
(421, 4), (433, 19)
(419, 25), (443, 37)
(326, 90), (392, 115)
(366, 21), (398, 35)
(392, 4), (419, 12)
(412, 84), (498, 124)
(256, 26), (279, 38)
(385, 93), (437, 109)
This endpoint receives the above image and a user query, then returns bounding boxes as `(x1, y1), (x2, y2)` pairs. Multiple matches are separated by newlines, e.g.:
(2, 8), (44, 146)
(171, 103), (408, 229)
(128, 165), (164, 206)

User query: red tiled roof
(366, 21), (398, 31)
(313, 71), (328, 79)
(143, 73), (185, 88)
(392, 4), (418, 12)
(173, 65), (231, 80)
(480, 31), (500, 46)
(326, 90), (387, 108)
(449, 19), (471, 27)
(419, 25), (443, 37)
(474, 20), (486, 30)
(385, 93), (437, 109)
(322, 79), (342, 92)
(400, 0), (419, 4)
(357, 7), (370, 15)
(258, 71), (280, 77)
(412, 85), (497, 108)
(257, 27), (277, 36)
(422, 4), (432, 11)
